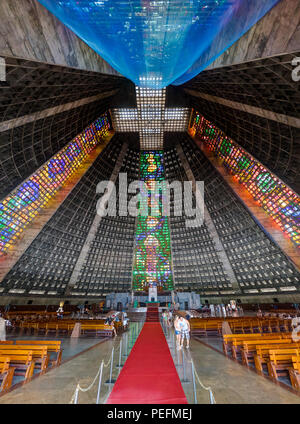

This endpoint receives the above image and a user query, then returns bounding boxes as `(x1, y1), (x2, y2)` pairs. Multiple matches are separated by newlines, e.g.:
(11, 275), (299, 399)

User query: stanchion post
(123, 333), (128, 358)
(109, 347), (114, 382)
(176, 346), (182, 367)
(182, 349), (189, 383)
(191, 360), (197, 404)
(74, 386), (79, 404)
(116, 340), (122, 368)
(105, 347), (116, 384)
(96, 361), (104, 404)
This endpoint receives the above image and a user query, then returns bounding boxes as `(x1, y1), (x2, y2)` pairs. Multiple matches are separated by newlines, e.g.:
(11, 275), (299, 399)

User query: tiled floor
(0, 322), (143, 403)
(162, 324), (300, 404)
(2, 322), (300, 404)
(194, 334), (294, 388)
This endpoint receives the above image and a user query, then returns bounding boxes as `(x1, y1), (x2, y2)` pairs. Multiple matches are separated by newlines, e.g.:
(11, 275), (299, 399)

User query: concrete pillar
(65, 142), (128, 295)
(176, 142), (240, 293)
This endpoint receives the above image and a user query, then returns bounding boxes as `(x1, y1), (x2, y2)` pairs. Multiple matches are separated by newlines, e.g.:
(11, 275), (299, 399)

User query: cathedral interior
(0, 0), (299, 406)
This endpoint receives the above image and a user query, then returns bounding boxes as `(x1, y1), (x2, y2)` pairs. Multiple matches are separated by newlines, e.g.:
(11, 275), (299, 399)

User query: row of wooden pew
(0, 340), (62, 393)
(8, 319), (122, 337)
(223, 333), (300, 391)
(190, 317), (293, 336)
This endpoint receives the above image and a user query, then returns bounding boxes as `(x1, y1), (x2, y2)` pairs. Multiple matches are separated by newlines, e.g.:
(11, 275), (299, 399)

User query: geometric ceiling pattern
(183, 52), (300, 194)
(0, 56), (126, 199)
(111, 85), (190, 149)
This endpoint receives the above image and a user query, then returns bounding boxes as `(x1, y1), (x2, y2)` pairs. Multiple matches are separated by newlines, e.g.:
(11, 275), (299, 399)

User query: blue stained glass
(37, 0), (280, 88)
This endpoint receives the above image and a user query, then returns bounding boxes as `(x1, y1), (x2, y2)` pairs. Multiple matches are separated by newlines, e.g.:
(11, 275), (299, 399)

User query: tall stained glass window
(189, 111), (300, 250)
(132, 151), (174, 292)
(0, 114), (111, 255)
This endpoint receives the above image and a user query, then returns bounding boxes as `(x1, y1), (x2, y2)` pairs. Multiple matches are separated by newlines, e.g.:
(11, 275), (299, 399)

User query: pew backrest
(0, 357), (10, 373)
(16, 340), (61, 352)
(0, 350), (33, 364)
(269, 349), (300, 365)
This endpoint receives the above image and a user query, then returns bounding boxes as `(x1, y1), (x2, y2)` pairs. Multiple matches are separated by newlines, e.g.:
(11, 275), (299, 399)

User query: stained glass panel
(132, 151), (174, 291)
(189, 112), (300, 249)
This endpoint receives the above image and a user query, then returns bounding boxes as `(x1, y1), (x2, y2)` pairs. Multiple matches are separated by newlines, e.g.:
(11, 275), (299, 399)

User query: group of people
(162, 310), (191, 349)
(104, 311), (129, 336)
(174, 315), (190, 350)
(162, 310), (173, 327)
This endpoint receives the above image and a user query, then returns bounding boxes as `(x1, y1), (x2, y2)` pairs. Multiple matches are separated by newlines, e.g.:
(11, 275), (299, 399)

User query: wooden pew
(289, 357), (300, 390)
(0, 350), (35, 382)
(267, 349), (300, 380)
(0, 341), (14, 345)
(223, 333), (265, 355)
(224, 333), (290, 359)
(80, 323), (114, 337)
(0, 357), (14, 392)
(254, 344), (298, 373)
(190, 319), (222, 336)
(241, 338), (296, 366)
(16, 341), (62, 366)
(0, 346), (48, 373)
(19, 321), (39, 334)
(191, 316), (292, 337)
(44, 322), (74, 335)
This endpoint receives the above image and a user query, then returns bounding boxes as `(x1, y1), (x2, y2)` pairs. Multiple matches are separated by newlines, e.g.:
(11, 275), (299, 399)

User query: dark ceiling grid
(0, 56), (130, 200)
(183, 52), (300, 118)
(183, 52), (300, 194)
(189, 96), (300, 194)
(0, 56), (127, 122)
(0, 98), (112, 200)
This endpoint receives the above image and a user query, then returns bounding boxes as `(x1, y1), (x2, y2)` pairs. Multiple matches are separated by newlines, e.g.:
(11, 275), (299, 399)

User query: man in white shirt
(178, 316), (190, 349)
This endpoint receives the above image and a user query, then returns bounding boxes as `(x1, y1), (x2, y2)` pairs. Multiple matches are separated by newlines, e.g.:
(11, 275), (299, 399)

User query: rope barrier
(69, 364), (102, 404)
(179, 356), (216, 404)
(192, 361), (216, 404)
(69, 340), (118, 404)
(69, 323), (141, 404)
(163, 325), (216, 404)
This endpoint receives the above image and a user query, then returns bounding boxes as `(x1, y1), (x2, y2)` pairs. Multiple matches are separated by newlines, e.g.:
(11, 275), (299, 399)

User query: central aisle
(107, 308), (188, 404)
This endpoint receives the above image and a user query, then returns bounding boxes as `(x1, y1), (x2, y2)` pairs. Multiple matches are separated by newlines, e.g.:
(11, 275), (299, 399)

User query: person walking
(178, 315), (190, 349)
(162, 310), (168, 327)
(167, 309), (173, 327)
(173, 316), (181, 349)
(56, 306), (64, 319)
(123, 316), (129, 330)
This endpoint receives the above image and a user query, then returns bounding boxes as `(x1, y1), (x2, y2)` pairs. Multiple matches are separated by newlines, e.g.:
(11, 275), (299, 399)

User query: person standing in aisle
(178, 315), (190, 349)
(56, 306), (64, 319)
(167, 309), (173, 327)
(174, 315), (181, 349)
(162, 310), (168, 327)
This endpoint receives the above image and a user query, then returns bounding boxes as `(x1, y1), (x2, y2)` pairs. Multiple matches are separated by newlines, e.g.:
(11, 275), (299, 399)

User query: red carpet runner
(107, 308), (187, 404)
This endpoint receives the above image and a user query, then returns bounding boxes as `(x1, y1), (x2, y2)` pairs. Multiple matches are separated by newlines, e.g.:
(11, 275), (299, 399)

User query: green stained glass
(132, 151), (174, 292)
(219, 139), (232, 156)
